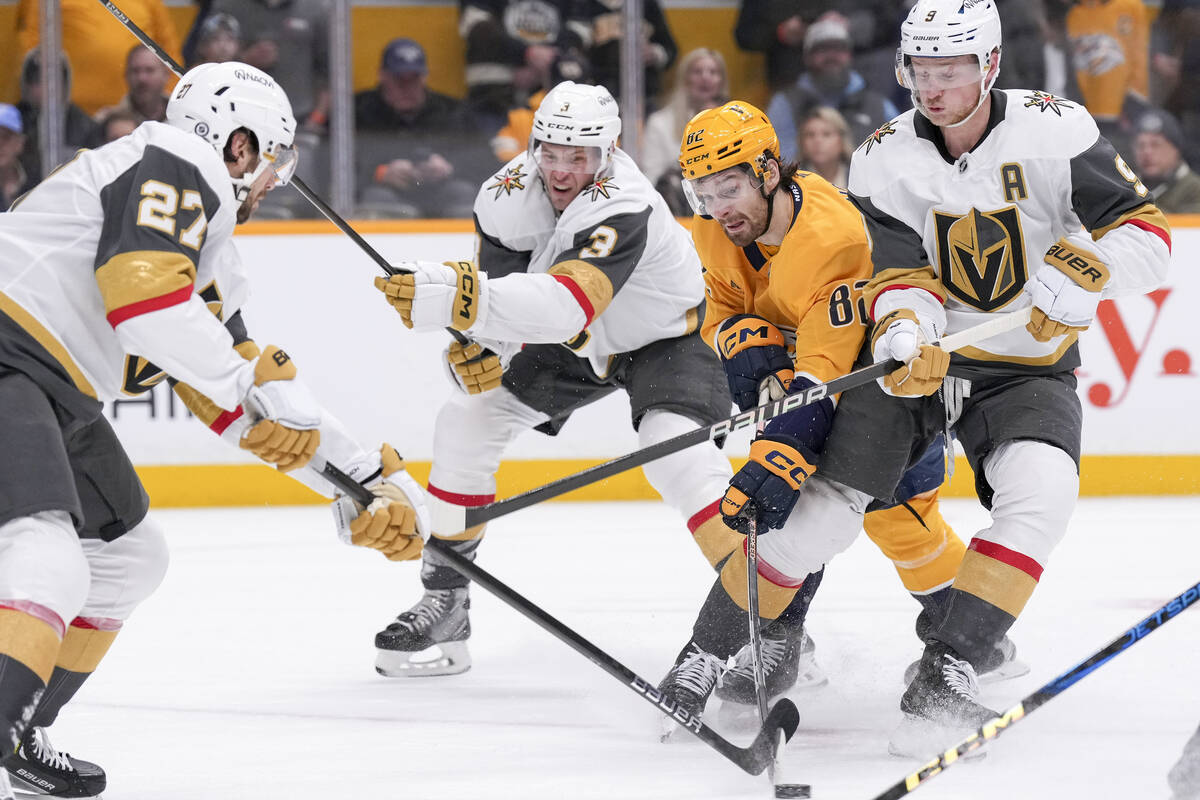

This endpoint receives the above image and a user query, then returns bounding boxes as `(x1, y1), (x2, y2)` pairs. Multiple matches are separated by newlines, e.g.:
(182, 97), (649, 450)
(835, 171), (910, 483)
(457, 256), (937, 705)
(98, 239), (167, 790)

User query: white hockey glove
(443, 337), (518, 395)
(870, 309), (949, 397)
(1025, 234), (1111, 342)
(332, 444), (430, 561)
(239, 345), (323, 472)
(374, 260), (489, 333)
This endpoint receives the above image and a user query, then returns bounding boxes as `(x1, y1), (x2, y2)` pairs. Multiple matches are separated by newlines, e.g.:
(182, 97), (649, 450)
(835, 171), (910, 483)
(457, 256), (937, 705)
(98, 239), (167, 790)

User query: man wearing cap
(1134, 109), (1200, 214)
(0, 104), (35, 211)
(766, 15), (898, 160)
(355, 38), (489, 218)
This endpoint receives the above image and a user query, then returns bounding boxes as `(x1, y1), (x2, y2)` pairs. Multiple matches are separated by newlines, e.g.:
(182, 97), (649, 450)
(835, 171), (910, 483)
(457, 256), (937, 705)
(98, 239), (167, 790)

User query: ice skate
(1169, 724), (1200, 800)
(903, 635), (1028, 687)
(5, 727), (104, 798)
(374, 588), (471, 677)
(717, 629), (825, 708)
(889, 642), (998, 759)
(656, 642), (726, 742)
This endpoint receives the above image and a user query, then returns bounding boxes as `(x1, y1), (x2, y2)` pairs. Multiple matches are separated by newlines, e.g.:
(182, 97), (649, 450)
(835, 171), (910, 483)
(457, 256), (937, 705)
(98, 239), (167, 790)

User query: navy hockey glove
(721, 434), (815, 533)
(716, 315), (794, 411)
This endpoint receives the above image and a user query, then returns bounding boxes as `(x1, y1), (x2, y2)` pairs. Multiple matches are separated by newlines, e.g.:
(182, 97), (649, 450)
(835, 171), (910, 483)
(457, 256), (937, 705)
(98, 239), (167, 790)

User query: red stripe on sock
(968, 538), (1044, 581)
(747, 543), (807, 588)
(686, 500), (721, 533)
(70, 616), (123, 632)
(427, 483), (495, 507)
(0, 601), (65, 638)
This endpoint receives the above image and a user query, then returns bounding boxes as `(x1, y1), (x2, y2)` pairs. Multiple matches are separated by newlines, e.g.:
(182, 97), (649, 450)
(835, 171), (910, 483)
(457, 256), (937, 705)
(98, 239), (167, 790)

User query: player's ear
(763, 159), (780, 194)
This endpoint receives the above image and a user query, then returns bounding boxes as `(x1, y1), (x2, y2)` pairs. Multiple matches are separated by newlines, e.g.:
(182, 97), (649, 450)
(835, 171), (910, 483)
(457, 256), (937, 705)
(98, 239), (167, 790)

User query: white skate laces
(727, 637), (786, 680)
(400, 590), (453, 633)
(27, 728), (75, 773)
(939, 653), (981, 699)
(673, 647), (726, 696)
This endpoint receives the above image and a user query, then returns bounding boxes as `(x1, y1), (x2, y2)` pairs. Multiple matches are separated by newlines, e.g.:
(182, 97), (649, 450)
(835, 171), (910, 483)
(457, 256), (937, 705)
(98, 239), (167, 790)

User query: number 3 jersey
(0, 121), (256, 419)
(849, 89), (1172, 377)
(472, 149), (704, 377)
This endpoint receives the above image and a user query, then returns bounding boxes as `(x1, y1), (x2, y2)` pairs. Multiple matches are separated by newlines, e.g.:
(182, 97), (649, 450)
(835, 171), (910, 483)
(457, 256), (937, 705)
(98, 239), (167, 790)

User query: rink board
(100, 217), (1200, 505)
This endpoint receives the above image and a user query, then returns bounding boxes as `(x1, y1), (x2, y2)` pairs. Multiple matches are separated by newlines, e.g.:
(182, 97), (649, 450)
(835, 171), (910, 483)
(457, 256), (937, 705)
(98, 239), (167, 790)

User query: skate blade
(375, 641), (471, 677)
(9, 774), (102, 799)
(887, 713), (988, 761)
(979, 656), (1030, 685)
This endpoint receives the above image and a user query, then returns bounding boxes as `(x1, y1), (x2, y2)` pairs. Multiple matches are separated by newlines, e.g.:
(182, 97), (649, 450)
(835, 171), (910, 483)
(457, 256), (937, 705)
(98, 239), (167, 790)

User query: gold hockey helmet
(678, 101), (780, 182)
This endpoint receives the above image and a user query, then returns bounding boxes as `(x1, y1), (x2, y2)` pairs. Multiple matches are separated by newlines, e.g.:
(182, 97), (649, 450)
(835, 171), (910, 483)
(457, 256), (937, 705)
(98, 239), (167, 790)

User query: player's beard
(722, 200), (770, 248)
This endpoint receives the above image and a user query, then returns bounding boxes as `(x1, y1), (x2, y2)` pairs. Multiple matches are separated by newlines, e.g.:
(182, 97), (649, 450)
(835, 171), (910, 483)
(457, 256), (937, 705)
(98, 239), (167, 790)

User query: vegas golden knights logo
(933, 206), (1027, 312)
(122, 282), (225, 395)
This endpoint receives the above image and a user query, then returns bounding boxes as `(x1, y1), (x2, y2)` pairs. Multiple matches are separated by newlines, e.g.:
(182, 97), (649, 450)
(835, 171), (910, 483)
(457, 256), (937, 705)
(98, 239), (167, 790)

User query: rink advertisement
(101, 219), (1200, 503)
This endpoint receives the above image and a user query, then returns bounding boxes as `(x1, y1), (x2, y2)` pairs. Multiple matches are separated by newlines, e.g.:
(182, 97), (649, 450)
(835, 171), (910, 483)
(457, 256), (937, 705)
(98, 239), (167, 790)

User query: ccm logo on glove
(719, 318), (786, 358)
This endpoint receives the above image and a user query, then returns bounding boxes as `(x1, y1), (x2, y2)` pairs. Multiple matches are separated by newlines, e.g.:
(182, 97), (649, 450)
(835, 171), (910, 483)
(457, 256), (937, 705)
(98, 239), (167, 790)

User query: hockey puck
(774, 784), (811, 799)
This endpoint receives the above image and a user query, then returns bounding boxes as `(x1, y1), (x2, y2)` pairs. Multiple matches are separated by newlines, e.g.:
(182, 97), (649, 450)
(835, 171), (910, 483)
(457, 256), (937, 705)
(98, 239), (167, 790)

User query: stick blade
(739, 699), (801, 774)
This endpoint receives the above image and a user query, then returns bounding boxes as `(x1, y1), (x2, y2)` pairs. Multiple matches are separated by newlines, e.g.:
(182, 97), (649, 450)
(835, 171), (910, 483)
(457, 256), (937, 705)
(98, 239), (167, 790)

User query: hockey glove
(721, 435), (815, 533)
(445, 339), (505, 395)
(870, 309), (949, 397)
(333, 444), (430, 561)
(1025, 235), (1110, 343)
(716, 315), (795, 411)
(239, 346), (322, 471)
(375, 260), (487, 332)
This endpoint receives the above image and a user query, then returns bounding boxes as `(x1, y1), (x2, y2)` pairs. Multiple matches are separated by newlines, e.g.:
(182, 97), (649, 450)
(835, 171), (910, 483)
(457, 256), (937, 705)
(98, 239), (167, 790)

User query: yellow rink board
(141, 455), (1200, 508)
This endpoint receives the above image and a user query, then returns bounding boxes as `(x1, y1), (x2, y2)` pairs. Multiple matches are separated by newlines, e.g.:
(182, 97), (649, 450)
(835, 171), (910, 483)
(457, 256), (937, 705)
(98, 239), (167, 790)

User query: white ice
(58, 497), (1200, 799)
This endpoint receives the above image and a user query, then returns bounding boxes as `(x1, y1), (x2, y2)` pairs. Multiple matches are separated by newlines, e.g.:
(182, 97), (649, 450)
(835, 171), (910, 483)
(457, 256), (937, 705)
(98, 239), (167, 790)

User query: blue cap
(381, 38), (427, 76)
(0, 104), (21, 134)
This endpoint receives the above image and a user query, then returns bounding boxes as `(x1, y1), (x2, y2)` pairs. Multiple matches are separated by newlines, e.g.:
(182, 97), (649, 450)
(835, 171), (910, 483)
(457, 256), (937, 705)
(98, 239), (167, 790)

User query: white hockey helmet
(529, 81), (622, 181)
(166, 61), (298, 199)
(896, 0), (1002, 126)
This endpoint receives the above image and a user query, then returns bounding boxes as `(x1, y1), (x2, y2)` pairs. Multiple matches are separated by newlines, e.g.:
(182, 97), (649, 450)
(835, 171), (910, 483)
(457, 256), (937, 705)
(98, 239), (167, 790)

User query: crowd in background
(2, 0), (1198, 217)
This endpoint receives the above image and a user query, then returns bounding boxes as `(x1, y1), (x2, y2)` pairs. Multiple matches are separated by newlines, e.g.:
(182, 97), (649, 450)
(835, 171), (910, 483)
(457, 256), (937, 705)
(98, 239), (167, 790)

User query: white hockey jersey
(849, 89), (1171, 375)
(0, 122), (255, 416)
(471, 148), (704, 376)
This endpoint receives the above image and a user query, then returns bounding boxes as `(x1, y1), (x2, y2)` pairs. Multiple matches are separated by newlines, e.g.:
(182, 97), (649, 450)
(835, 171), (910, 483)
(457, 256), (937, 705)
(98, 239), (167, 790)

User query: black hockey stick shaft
(461, 308), (1032, 530)
(317, 458), (800, 775)
(870, 578), (1200, 800)
(96, 0), (478, 345)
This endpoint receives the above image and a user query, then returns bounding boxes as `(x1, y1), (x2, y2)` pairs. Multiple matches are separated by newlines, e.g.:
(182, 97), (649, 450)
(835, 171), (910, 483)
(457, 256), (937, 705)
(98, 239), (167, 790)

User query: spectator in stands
(0, 105), (36, 211)
(641, 47), (728, 214)
(797, 105), (853, 190)
(489, 51), (591, 163)
(1066, 0), (1151, 156)
(355, 38), (488, 219)
(207, 0), (330, 131)
(734, 1), (899, 92)
(767, 17), (897, 161)
(1154, 0), (1200, 159)
(581, 0), (677, 108)
(460, 0), (590, 135)
(16, 48), (100, 181)
(16, 0), (180, 116)
(95, 46), (170, 126)
(99, 109), (142, 144)
(1133, 108), (1200, 213)
(185, 12), (242, 69)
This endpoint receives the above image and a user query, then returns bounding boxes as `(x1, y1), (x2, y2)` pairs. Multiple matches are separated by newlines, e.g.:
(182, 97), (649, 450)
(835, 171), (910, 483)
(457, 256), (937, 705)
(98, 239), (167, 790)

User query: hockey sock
(0, 609), (61, 759)
(31, 618), (121, 728)
(862, 493), (966, 594)
(691, 577), (756, 659)
(687, 501), (745, 570)
(766, 566), (824, 636)
(718, 542), (803, 618)
(421, 536), (483, 591)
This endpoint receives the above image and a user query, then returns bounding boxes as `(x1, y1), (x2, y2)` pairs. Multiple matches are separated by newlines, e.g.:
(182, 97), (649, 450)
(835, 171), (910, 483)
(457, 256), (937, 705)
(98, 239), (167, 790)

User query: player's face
(535, 142), (598, 211)
(906, 55), (983, 126)
(691, 167), (769, 247)
(237, 159), (277, 223)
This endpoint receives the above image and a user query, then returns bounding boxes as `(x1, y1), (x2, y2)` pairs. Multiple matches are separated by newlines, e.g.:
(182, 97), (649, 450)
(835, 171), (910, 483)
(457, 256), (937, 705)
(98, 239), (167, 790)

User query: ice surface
(58, 497), (1200, 799)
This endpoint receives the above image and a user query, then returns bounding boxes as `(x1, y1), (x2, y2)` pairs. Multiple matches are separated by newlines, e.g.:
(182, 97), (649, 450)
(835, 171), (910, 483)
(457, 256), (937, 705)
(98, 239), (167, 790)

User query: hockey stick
(744, 517), (774, 767)
(868, 577), (1200, 800)
(313, 456), (800, 775)
(95, 0), (475, 345)
(449, 307), (1034, 532)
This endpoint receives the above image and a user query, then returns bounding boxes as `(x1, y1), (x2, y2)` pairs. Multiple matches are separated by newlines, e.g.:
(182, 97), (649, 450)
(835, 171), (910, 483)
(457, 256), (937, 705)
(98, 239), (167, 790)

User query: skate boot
(374, 587), (471, 677)
(5, 727), (105, 798)
(1169, 724), (1200, 800)
(903, 634), (1028, 686)
(716, 629), (826, 707)
(889, 641), (998, 759)
(657, 642), (727, 742)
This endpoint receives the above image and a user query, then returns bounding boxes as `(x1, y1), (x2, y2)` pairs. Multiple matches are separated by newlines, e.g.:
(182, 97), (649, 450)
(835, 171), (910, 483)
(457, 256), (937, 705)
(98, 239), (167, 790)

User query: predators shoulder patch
(487, 165), (528, 199)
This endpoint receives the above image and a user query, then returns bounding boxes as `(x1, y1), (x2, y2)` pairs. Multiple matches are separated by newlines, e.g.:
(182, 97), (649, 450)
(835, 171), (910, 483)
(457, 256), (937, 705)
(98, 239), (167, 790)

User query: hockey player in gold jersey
(657, 100), (1024, 721)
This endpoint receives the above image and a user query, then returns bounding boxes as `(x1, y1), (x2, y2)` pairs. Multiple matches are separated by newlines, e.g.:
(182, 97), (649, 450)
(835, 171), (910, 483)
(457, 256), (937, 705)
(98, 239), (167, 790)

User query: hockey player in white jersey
(0, 62), (428, 798)
(659, 0), (1171, 759)
(370, 81), (758, 678)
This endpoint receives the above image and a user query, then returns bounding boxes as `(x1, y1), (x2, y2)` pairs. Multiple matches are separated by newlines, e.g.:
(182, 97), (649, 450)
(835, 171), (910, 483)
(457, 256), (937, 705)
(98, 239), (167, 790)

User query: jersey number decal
(137, 180), (208, 250)
(1114, 155), (1149, 198)
(579, 225), (617, 259)
(828, 280), (869, 328)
